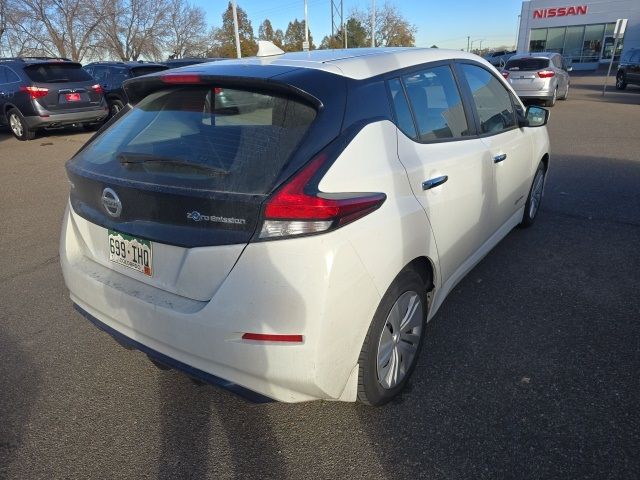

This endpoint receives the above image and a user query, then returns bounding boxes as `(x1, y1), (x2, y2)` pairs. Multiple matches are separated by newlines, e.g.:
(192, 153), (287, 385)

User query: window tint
(388, 78), (417, 139)
(0, 67), (7, 84)
(5, 68), (20, 83)
(460, 64), (516, 135)
(402, 65), (469, 142)
(131, 66), (168, 77)
(87, 65), (110, 84)
(71, 87), (316, 195)
(24, 63), (93, 83)
(505, 58), (550, 71)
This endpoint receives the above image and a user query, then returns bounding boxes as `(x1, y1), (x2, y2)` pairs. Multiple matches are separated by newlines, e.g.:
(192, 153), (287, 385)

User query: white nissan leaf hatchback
(60, 48), (550, 406)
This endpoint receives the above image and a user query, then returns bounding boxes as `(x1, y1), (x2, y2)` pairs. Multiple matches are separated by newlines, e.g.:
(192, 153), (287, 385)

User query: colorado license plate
(108, 230), (153, 276)
(65, 93), (81, 102)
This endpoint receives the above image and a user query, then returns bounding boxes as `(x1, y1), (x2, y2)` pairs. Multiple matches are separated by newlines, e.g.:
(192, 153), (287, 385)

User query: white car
(60, 48), (550, 406)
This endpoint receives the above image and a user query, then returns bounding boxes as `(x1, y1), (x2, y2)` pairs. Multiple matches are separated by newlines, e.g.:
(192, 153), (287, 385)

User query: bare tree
(165, 0), (208, 59)
(95, 0), (170, 61)
(353, 2), (416, 47)
(4, 0), (102, 60)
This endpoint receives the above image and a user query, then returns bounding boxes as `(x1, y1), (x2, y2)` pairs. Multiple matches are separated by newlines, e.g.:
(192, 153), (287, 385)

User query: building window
(546, 27), (566, 53)
(529, 28), (547, 52)
(563, 26), (585, 63)
(581, 24), (605, 63)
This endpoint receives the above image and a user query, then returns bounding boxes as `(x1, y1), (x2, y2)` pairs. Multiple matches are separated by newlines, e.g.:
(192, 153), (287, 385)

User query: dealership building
(516, 0), (640, 69)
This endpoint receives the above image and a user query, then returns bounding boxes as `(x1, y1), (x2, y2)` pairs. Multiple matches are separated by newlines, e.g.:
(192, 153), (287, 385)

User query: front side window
(401, 65), (469, 142)
(460, 64), (516, 135)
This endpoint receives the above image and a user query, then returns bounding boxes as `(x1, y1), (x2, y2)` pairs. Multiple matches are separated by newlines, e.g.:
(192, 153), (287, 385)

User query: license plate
(108, 230), (153, 276)
(65, 93), (81, 102)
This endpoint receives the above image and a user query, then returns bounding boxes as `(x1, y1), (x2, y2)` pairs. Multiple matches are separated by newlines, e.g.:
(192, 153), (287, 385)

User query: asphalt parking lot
(1, 74), (639, 479)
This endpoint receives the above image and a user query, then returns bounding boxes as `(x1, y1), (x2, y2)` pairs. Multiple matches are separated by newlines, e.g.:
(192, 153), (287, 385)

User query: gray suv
(501, 52), (572, 107)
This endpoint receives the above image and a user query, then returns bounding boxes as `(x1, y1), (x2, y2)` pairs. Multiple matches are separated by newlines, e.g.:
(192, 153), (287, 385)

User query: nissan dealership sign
(533, 5), (589, 18)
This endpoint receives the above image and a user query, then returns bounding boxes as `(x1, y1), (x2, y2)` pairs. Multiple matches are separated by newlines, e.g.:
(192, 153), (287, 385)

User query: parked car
(61, 48), (550, 406)
(162, 57), (225, 68)
(0, 57), (108, 140)
(483, 50), (516, 68)
(83, 61), (169, 117)
(615, 49), (640, 90)
(501, 52), (571, 107)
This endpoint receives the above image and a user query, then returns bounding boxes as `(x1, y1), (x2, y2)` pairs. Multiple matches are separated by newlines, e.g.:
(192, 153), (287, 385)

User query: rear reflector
(501, 71), (509, 79)
(242, 333), (304, 343)
(537, 70), (555, 78)
(160, 73), (203, 84)
(20, 85), (49, 99)
(260, 153), (386, 239)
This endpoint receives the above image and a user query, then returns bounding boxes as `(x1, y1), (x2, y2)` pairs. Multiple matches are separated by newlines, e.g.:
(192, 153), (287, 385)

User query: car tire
(544, 87), (557, 107)
(107, 99), (124, 119)
(520, 162), (546, 228)
(560, 83), (569, 100)
(615, 72), (627, 90)
(7, 108), (36, 141)
(357, 268), (428, 406)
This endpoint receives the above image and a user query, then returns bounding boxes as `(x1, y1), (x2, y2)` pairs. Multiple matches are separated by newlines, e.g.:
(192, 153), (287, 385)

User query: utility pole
(303, 0), (309, 51)
(232, 0), (241, 58)
(467, 36), (470, 52)
(371, 0), (376, 47)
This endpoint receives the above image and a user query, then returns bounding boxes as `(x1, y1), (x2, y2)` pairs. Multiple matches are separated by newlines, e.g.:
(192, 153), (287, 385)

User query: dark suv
(83, 62), (169, 117)
(0, 57), (108, 140)
(616, 49), (640, 90)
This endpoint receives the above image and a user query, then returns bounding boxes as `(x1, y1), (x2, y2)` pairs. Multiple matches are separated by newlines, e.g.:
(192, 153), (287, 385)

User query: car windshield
(24, 63), (94, 83)
(505, 58), (550, 71)
(68, 86), (317, 194)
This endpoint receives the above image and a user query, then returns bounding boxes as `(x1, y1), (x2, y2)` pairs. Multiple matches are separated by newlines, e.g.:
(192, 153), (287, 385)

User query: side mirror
(525, 105), (549, 127)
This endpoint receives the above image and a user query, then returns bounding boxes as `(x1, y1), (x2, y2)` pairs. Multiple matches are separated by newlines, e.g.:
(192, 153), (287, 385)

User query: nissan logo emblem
(101, 187), (122, 218)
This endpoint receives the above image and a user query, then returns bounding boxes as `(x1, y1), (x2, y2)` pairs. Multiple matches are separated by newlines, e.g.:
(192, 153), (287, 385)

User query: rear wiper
(117, 152), (229, 177)
(48, 78), (70, 82)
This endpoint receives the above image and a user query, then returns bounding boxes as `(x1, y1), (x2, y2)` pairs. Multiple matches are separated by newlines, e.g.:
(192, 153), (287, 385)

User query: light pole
(304, 0), (309, 51)
(470, 38), (484, 53)
(371, 0), (375, 47)
(232, 0), (241, 58)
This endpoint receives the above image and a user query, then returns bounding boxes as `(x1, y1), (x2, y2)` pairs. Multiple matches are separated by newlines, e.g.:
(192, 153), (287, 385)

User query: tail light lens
(160, 73), (203, 84)
(501, 71), (509, 79)
(91, 84), (104, 94)
(20, 86), (49, 99)
(537, 70), (555, 78)
(259, 153), (386, 239)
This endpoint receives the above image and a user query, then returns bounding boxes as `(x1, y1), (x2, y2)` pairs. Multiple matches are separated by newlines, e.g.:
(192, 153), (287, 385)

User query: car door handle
(422, 175), (448, 190)
(494, 153), (507, 163)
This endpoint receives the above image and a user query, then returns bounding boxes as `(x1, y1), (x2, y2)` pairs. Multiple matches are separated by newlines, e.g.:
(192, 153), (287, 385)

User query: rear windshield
(70, 87), (316, 194)
(131, 66), (169, 77)
(24, 63), (93, 83)
(505, 58), (550, 71)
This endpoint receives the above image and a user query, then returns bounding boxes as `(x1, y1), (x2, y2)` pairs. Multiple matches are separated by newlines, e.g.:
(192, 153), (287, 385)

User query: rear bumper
(61, 204), (379, 403)
(517, 90), (554, 99)
(25, 106), (109, 128)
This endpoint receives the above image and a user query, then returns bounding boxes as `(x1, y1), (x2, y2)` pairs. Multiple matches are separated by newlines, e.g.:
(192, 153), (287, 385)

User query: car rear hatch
(23, 62), (103, 111)
(65, 68), (345, 301)
(504, 58), (551, 91)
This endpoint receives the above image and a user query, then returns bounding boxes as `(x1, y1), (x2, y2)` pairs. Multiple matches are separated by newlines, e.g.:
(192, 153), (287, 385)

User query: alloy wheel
(376, 290), (423, 389)
(529, 169), (545, 219)
(9, 113), (23, 137)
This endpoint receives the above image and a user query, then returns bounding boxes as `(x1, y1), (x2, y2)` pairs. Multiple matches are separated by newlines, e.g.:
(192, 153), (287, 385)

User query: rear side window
(460, 64), (516, 135)
(24, 63), (93, 83)
(505, 58), (550, 71)
(401, 65), (469, 142)
(5, 68), (20, 83)
(0, 67), (6, 84)
(70, 87), (316, 194)
(388, 78), (417, 139)
(131, 67), (168, 77)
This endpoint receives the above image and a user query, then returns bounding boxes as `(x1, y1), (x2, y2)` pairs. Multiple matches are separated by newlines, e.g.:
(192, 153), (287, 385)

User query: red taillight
(537, 70), (555, 78)
(260, 153), (386, 239)
(214, 87), (223, 94)
(501, 71), (509, 79)
(20, 85), (49, 99)
(242, 333), (304, 343)
(91, 84), (104, 94)
(160, 73), (203, 84)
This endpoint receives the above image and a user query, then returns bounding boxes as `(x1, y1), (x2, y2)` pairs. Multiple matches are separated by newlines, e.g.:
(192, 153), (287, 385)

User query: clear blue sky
(192, 0), (524, 50)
